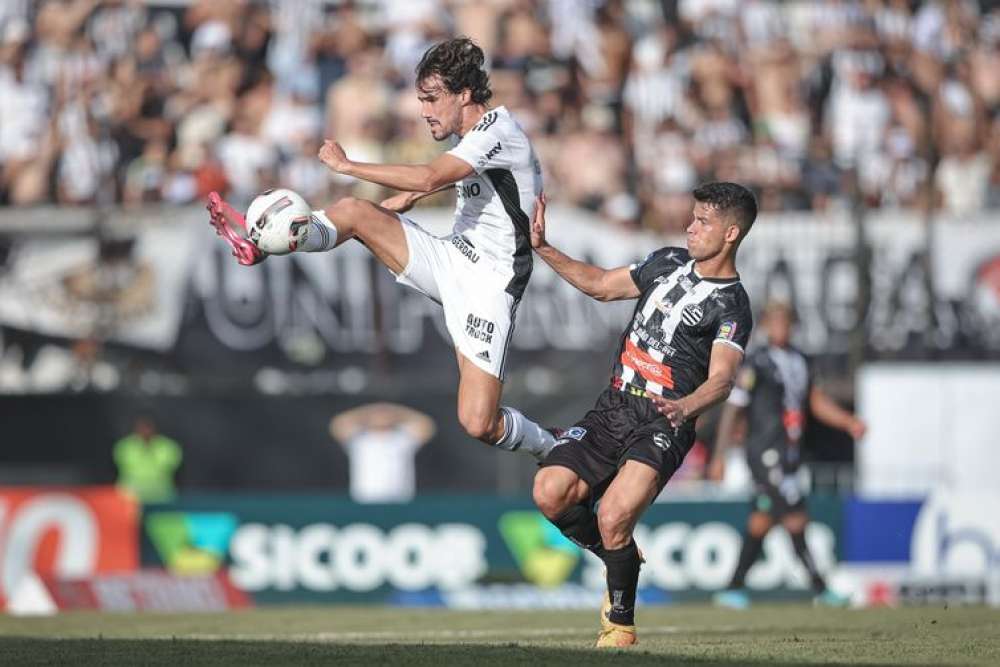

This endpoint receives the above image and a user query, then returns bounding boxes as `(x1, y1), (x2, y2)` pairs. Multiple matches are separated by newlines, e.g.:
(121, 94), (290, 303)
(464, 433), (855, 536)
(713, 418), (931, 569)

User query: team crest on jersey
(681, 303), (704, 326)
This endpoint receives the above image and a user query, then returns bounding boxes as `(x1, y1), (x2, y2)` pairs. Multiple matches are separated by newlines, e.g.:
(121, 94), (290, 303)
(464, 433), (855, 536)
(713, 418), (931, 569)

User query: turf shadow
(0, 637), (933, 667)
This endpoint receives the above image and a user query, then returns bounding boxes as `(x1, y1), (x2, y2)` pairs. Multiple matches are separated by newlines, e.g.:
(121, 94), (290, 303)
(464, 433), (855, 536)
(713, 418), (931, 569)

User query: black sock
(790, 530), (826, 593)
(603, 541), (641, 626)
(729, 533), (764, 589)
(551, 504), (604, 558)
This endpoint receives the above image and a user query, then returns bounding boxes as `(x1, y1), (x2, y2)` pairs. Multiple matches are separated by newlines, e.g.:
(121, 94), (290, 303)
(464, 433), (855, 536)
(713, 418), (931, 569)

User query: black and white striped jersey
(728, 344), (813, 475)
(611, 247), (753, 399)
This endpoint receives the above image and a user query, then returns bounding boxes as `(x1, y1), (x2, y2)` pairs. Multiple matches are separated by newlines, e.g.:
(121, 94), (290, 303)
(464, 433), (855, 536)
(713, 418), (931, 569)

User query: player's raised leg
(593, 460), (660, 648)
(318, 196), (409, 273)
(456, 352), (556, 458)
(207, 188), (411, 273)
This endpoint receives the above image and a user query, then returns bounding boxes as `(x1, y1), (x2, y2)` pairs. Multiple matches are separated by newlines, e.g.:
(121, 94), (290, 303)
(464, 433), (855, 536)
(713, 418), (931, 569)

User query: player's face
(764, 309), (794, 347)
(685, 202), (739, 261)
(416, 76), (464, 141)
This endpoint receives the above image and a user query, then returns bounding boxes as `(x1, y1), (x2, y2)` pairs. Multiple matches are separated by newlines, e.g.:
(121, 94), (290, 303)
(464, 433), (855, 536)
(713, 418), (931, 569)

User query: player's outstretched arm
(809, 387), (867, 439)
(530, 194), (639, 302)
(649, 343), (744, 428)
(380, 184), (455, 213)
(319, 140), (473, 193)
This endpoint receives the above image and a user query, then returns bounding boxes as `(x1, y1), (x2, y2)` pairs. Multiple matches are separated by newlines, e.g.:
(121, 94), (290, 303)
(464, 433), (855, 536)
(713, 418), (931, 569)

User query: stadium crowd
(0, 0), (998, 232)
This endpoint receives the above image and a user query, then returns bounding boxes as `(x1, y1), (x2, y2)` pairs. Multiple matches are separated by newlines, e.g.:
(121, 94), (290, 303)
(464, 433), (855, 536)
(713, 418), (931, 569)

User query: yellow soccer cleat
(600, 589), (614, 631)
(596, 622), (638, 648)
(599, 546), (645, 632)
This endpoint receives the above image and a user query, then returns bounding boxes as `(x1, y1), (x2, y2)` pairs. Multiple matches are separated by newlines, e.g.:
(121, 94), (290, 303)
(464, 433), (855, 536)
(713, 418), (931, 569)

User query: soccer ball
(245, 188), (312, 255)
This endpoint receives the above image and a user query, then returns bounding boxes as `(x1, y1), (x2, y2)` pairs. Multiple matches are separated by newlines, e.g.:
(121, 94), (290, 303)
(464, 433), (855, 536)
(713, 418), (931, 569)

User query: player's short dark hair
(692, 182), (758, 238)
(415, 37), (492, 105)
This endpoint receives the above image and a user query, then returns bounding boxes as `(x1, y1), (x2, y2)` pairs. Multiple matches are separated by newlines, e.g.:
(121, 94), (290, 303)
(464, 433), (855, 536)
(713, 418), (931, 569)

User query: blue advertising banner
(141, 494), (842, 606)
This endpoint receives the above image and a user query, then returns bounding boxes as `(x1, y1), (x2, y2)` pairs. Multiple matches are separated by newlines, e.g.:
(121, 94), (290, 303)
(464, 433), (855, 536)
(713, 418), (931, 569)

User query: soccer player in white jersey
(207, 38), (556, 459)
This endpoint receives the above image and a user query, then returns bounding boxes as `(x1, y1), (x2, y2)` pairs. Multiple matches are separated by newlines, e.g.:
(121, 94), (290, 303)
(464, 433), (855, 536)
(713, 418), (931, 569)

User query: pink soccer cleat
(206, 191), (266, 266)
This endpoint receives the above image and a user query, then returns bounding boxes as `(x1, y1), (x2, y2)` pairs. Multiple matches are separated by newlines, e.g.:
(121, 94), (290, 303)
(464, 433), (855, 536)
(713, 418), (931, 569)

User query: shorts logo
(681, 304), (704, 326)
(476, 350), (491, 362)
(554, 426), (586, 447)
(652, 432), (671, 450)
(451, 235), (480, 263)
(466, 314), (495, 344)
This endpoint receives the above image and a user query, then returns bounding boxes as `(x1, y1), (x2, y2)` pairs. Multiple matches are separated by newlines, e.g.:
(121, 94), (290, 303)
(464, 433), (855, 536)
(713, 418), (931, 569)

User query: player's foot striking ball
(206, 38), (556, 460)
(529, 183), (758, 646)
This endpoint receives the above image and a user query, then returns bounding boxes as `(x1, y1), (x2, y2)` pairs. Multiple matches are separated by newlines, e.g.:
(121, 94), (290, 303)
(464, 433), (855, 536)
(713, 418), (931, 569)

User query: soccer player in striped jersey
(529, 182), (756, 647)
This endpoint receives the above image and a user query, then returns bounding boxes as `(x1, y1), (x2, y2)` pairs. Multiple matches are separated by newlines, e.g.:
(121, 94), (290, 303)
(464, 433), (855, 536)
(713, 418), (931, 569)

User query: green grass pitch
(1, 604), (998, 665)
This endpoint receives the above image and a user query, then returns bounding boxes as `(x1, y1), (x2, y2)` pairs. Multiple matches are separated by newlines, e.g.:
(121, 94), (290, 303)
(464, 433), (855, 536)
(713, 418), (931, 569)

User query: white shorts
(394, 215), (519, 379)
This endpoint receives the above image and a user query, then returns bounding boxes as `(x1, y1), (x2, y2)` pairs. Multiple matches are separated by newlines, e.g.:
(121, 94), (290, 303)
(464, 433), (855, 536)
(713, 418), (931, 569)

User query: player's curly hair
(693, 182), (758, 237)
(415, 37), (492, 105)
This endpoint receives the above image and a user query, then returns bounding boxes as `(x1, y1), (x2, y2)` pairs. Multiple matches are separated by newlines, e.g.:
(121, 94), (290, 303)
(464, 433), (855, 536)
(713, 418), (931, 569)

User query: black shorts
(539, 387), (696, 502)
(751, 476), (807, 518)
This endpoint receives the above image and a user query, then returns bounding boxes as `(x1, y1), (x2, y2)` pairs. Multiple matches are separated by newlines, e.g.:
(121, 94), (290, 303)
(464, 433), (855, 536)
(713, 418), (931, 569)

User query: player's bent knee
(532, 469), (573, 518)
(326, 196), (376, 232)
(457, 408), (499, 443)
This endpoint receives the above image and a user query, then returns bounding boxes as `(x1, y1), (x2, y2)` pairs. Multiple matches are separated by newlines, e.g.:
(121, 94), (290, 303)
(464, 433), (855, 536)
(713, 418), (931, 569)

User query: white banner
(857, 363), (1000, 496)
(1, 206), (999, 359)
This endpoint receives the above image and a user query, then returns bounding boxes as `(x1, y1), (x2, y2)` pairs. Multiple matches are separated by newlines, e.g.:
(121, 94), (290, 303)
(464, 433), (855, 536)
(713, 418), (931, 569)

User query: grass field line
(171, 624), (741, 643)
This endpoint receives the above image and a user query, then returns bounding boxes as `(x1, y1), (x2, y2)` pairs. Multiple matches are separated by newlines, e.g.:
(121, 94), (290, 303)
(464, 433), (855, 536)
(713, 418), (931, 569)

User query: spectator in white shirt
(330, 402), (436, 504)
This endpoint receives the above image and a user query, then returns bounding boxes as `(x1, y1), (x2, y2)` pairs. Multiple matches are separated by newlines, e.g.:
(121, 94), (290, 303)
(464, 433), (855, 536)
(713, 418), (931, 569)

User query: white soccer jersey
(446, 106), (542, 299)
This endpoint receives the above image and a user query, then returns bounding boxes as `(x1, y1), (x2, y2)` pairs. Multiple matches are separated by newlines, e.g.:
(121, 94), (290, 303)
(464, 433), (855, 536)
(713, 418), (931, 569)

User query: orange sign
(0, 487), (139, 602)
(621, 339), (674, 389)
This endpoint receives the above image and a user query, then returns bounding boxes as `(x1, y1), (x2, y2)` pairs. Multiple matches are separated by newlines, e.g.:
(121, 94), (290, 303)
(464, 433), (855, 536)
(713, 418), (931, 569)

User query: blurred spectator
(0, 0), (996, 220)
(114, 416), (182, 503)
(330, 402), (435, 503)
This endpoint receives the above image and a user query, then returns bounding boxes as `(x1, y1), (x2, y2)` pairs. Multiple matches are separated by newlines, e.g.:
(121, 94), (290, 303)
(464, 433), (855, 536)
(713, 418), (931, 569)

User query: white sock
(301, 210), (338, 252)
(495, 406), (556, 460)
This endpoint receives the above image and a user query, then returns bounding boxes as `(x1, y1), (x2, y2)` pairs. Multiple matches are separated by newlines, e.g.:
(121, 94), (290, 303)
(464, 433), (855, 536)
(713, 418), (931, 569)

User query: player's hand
(318, 139), (350, 173)
(380, 191), (419, 213)
(530, 192), (548, 249)
(847, 417), (867, 440)
(648, 394), (688, 428)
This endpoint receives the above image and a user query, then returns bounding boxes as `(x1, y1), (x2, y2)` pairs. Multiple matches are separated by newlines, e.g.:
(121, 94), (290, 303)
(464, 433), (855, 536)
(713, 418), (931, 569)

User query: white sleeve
(447, 115), (511, 174)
